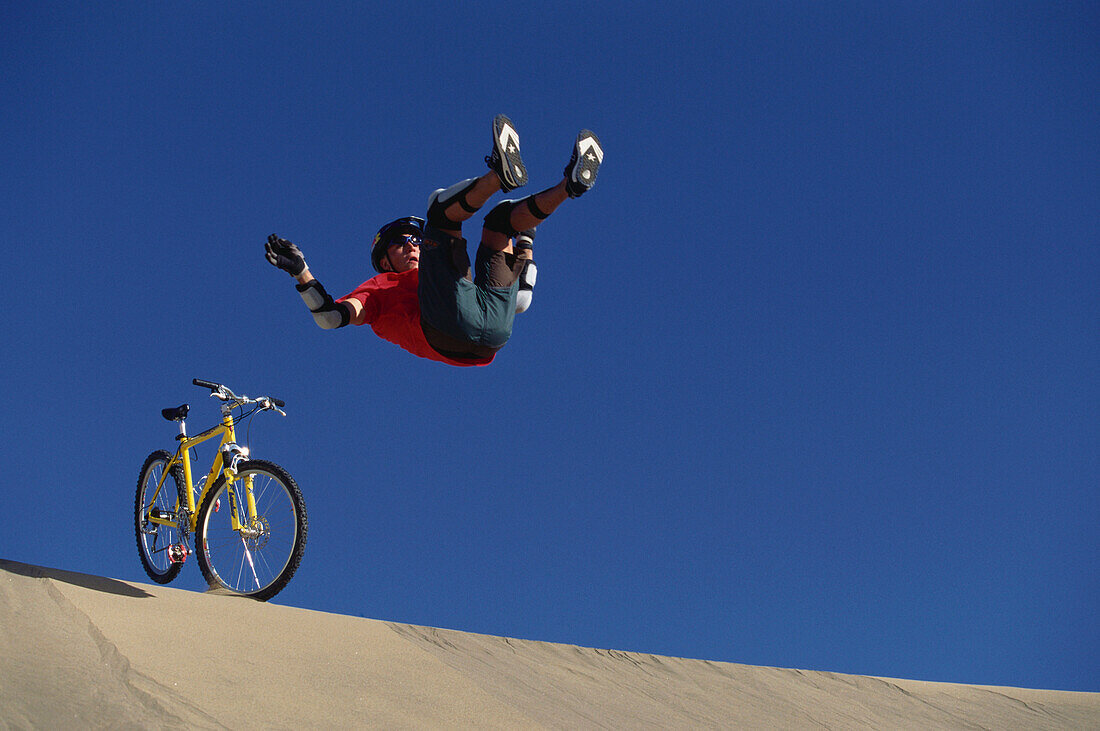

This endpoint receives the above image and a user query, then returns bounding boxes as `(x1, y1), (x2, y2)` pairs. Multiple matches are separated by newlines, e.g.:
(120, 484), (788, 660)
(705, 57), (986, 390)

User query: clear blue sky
(2, 2), (1096, 692)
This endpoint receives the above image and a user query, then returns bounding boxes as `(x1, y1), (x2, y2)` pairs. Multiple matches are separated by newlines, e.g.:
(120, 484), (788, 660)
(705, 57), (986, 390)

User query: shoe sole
(491, 114), (527, 190)
(569, 130), (603, 191)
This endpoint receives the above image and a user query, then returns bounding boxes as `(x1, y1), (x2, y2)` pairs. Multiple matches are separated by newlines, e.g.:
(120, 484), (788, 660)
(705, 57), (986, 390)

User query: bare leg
(509, 181), (569, 233)
(481, 180), (570, 254)
(435, 173), (501, 239)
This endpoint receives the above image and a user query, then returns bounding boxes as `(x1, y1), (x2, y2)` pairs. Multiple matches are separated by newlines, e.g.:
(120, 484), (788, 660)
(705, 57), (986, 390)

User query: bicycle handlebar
(192, 379), (286, 411)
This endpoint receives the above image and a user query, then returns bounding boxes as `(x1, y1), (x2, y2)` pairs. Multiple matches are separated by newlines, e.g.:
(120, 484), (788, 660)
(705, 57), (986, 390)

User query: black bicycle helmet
(371, 216), (425, 273)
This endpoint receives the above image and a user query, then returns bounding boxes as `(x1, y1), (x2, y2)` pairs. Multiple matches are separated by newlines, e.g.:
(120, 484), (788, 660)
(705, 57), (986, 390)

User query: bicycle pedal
(168, 544), (190, 564)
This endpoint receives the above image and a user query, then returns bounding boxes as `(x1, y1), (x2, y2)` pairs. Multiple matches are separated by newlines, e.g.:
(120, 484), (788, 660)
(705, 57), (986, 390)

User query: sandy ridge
(2, 559), (1097, 729)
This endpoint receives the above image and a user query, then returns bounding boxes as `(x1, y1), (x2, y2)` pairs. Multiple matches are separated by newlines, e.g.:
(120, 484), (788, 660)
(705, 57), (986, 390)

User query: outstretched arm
(265, 234), (354, 329)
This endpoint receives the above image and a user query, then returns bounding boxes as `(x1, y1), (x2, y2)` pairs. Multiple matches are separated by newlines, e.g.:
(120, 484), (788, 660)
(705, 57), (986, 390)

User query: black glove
(265, 234), (307, 277)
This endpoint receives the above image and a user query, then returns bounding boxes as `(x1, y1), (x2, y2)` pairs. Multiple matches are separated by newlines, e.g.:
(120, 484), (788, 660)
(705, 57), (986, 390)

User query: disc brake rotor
(242, 516), (270, 550)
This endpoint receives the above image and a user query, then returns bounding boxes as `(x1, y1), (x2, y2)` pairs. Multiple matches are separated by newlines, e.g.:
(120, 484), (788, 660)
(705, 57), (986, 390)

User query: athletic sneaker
(564, 129), (603, 197)
(485, 114), (527, 192)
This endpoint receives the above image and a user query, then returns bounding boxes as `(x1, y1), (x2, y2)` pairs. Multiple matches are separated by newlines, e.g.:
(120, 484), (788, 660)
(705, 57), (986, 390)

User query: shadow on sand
(0, 559), (154, 599)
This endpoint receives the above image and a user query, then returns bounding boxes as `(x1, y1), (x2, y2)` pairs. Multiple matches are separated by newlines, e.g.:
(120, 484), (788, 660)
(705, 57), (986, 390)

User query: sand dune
(2, 559), (1096, 729)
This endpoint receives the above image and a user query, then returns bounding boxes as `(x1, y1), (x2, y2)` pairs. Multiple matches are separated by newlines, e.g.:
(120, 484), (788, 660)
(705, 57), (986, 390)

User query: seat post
(178, 419), (188, 439)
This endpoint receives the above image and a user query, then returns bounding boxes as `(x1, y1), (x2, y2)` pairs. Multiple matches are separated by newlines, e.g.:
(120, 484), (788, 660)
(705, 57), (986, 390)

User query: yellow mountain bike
(134, 379), (307, 601)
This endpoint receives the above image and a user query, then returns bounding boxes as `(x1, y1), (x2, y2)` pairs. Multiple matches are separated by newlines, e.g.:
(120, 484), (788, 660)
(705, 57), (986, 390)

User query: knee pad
(514, 228), (536, 251)
(484, 196), (549, 237)
(483, 199), (519, 236)
(515, 260), (537, 314)
(426, 178), (479, 229)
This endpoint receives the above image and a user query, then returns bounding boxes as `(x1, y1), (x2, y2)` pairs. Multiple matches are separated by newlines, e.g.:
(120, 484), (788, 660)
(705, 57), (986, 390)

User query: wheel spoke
(196, 461), (305, 600)
(135, 452), (186, 584)
(240, 536), (261, 588)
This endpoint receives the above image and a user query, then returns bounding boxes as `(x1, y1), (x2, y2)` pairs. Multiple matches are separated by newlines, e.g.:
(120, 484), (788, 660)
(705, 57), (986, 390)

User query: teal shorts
(418, 225), (523, 358)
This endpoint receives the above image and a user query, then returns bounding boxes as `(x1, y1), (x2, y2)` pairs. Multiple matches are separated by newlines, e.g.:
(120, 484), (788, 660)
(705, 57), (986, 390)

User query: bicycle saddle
(161, 404), (189, 422)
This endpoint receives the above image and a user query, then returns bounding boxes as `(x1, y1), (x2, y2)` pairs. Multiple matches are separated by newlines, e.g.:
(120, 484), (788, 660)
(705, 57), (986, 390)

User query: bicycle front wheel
(195, 459), (307, 601)
(134, 450), (187, 584)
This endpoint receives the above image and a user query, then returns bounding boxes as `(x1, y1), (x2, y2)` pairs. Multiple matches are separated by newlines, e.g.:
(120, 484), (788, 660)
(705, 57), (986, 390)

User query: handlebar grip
(273, 398), (285, 408)
(193, 379), (220, 390)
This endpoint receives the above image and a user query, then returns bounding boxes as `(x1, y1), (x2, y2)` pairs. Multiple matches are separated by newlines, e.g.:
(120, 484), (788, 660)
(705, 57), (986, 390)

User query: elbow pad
(296, 280), (350, 329)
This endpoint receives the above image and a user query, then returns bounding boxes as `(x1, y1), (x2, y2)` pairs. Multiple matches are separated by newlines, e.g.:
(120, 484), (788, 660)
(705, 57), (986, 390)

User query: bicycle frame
(145, 408), (256, 534)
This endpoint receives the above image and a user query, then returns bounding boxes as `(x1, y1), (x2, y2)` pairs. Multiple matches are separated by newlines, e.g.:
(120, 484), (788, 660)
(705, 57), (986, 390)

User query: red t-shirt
(337, 270), (494, 367)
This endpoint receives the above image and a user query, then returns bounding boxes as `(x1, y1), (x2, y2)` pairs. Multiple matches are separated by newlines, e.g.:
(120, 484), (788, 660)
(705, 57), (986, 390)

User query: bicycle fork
(221, 472), (264, 588)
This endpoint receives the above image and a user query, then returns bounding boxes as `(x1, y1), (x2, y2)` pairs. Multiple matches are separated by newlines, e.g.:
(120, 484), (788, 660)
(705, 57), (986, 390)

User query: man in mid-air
(265, 114), (603, 366)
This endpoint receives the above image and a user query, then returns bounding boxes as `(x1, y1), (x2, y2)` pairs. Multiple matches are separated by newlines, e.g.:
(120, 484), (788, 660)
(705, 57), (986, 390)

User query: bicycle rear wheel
(195, 459), (307, 601)
(134, 450), (187, 584)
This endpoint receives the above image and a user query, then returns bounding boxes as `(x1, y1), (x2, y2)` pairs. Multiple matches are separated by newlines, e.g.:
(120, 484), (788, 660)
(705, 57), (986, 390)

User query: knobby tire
(194, 459), (307, 601)
(134, 450), (187, 584)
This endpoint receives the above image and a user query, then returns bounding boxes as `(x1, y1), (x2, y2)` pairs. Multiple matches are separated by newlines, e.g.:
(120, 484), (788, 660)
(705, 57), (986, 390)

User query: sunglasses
(388, 233), (422, 248)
